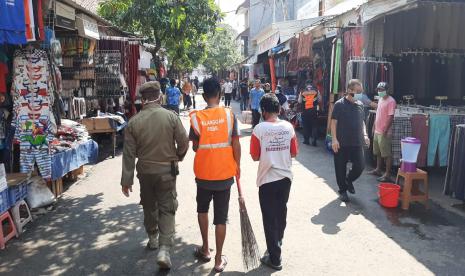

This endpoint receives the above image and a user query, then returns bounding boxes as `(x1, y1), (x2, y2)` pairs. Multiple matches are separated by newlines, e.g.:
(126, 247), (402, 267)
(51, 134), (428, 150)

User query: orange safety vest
(304, 94), (316, 109)
(190, 107), (237, 180)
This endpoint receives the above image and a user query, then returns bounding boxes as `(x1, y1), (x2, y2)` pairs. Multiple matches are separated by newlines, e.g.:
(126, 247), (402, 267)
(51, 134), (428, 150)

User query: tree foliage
(98, 0), (221, 75)
(203, 24), (241, 76)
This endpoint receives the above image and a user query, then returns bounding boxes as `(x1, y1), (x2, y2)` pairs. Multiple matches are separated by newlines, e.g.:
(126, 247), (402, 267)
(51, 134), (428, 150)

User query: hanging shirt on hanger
(0, 0), (27, 45)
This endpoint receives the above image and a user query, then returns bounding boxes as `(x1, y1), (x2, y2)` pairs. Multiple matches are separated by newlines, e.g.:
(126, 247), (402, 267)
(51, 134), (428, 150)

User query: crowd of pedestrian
(120, 75), (396, 271)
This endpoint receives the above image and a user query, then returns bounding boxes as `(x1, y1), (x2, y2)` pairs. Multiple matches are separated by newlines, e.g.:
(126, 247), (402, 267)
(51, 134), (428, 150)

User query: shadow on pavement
(0, 193), (218, 275)
(296, 143), (465, 274)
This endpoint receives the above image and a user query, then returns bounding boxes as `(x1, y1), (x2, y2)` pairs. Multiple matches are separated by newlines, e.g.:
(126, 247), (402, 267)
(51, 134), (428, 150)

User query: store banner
(76, 13), (100, 40)
(257, 32), (280, 54)
(56, 2), (75, 30)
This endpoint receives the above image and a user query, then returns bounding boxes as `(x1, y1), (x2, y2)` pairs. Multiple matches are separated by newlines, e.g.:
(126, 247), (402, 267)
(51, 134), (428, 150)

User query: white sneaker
(146, 234), (159, 250)
(157, 246), (172, 269)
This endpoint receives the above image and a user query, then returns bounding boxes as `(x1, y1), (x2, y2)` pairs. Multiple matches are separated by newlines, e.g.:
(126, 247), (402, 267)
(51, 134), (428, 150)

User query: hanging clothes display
(342, 28), (363, 87)
(444, 124), (465, 201)
(287, 37), (299, 72)
(0, 50), (8, 94)
(410, 114), (429, 167)
(427, 114), (451, 167)
(391, 115), (412, 167)
(11, 48), (56, 179)
(0, 0), (27, 45)
(332, 38), (342, 94)
(345, 59), (393, 96)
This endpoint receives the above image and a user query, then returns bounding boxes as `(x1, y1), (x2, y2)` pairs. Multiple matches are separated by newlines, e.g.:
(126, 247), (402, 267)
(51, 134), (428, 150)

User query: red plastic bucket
(378, 183), (400, 208)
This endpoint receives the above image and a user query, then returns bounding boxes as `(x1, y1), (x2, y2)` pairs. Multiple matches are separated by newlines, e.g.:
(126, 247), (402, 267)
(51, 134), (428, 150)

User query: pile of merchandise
(50, 119), (90, 154)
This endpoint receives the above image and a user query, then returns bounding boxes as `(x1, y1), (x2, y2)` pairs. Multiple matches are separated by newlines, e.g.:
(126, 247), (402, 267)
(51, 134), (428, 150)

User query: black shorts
(196, 186), (231, 225)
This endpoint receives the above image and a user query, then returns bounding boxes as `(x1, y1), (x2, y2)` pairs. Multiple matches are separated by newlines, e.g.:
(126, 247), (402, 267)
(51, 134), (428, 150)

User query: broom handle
(236, 176), (244, 198)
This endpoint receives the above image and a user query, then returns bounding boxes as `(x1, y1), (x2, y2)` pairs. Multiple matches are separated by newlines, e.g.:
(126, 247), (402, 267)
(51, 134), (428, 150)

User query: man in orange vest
(299, 83), (320, 146)
(189, 78), (241, 273)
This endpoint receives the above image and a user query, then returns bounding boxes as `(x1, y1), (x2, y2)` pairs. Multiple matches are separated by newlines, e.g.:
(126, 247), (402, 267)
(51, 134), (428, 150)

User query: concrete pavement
(1, 97), (465, 275)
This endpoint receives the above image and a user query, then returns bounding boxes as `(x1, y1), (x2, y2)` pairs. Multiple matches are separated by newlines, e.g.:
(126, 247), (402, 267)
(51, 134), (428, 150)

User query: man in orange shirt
(189, 78), (241, 273)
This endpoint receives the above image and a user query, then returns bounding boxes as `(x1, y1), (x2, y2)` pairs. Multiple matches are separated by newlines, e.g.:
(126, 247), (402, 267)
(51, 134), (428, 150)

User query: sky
(216, 0), (246, 33)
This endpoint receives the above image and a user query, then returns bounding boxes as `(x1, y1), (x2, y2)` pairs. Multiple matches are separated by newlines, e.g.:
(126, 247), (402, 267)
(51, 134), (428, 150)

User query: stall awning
(360, 0), (412, 23)
(253, 16), (332, 55)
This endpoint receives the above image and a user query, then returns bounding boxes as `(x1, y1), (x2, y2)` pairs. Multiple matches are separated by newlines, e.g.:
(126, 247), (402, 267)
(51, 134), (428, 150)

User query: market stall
(0, 0), (135, 246)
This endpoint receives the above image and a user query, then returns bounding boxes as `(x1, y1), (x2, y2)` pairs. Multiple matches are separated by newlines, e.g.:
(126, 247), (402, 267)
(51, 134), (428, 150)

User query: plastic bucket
(378, 183), (401, 208)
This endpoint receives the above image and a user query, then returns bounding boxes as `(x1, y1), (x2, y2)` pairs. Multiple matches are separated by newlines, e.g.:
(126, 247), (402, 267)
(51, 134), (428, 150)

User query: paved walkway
(1, 99), (465, 275)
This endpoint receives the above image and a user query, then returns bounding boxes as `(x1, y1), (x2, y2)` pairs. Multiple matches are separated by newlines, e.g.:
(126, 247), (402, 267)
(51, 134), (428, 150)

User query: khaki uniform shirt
(121, 103), (189, 186)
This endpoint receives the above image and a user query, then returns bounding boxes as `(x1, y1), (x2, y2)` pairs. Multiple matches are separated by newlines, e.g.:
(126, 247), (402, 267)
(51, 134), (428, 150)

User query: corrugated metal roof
(71, 0), (103, 14)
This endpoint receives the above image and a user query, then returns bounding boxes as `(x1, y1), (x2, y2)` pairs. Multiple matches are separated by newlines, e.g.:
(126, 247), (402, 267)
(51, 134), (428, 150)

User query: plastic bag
(26, 176), (56, 209)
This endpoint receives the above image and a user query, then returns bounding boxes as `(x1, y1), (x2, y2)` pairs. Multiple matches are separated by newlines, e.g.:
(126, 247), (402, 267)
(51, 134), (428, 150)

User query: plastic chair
(10, 199), (33, 234)
(0, 211), (19, 249)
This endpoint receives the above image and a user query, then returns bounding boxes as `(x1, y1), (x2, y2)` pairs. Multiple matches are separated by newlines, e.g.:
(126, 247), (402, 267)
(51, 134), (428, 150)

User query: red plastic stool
(0, 211), (19, 250)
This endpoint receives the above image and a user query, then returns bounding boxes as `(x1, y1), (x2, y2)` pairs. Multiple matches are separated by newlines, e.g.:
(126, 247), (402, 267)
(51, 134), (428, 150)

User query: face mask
(378, 91), (387, 98)
(353, 93), (363, 101)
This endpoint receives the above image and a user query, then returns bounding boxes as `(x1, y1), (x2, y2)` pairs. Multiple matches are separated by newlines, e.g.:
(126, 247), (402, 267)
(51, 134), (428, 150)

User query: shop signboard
(56, 2), (76, 30)
(257, 31), (280, 54)
(76, 13), (100, 40)
(325, 20), (337, 38)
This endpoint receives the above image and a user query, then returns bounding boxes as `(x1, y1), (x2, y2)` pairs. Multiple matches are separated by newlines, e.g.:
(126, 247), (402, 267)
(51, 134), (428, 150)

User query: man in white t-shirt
(250, 94), (298, 271)
(223, 80), (233, 107)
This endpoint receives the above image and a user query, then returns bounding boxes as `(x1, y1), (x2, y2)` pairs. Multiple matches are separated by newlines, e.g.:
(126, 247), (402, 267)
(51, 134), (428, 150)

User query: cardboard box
(80, 118), (113, 131)
(80, 118), (94, 131)
(93, 118), (113, 130)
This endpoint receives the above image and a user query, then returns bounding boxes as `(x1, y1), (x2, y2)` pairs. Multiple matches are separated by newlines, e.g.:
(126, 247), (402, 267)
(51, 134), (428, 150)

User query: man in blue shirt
(166, 79), (182, 114)
(250, 80), (265, 128)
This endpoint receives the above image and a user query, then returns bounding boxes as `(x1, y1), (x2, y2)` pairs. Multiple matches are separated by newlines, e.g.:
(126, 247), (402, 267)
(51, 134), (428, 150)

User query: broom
(236, 177), (261, 270)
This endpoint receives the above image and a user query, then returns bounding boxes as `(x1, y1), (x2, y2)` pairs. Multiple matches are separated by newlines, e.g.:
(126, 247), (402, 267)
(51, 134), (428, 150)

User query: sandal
(194, 247), (211, 262)
(214, 255), (228, 273)
(377, 176), (393, 183)
(367, 170), (383, 177)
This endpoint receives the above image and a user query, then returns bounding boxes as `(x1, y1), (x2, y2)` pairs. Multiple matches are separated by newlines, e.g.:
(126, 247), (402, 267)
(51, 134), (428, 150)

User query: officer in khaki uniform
(121, 81), (189, 269)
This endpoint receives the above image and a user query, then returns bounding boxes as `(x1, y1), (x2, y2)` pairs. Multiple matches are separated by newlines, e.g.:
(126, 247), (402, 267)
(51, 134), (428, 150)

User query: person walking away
(121, 81), (189, 269)
(166, 79), (182, 114)
(194, 76), (200, 91)
(240, 79), (249, 111)
(191, 80), (198, 109)
(250, 94), (298, 271)
(189, 78), (241, 273)
(223, 79), (233, 107)
(331, 79), (370, 202)
(368, 82), (396, 182)
(182, 78), (192, 110)
(250, 80), (265, 128)
(300, 84), (320, 146)
(232, 79), (238, 101)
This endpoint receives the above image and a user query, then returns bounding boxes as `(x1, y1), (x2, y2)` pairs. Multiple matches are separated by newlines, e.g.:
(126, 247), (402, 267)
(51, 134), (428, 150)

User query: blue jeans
(427, 114), (450, 166)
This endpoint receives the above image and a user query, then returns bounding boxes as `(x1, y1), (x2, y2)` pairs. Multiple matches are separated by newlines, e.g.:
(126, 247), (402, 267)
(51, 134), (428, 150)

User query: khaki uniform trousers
(138, 173), (178, 247)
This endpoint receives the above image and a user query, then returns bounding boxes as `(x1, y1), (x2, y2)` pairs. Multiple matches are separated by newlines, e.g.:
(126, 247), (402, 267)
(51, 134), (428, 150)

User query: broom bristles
(239, 200), (261, 270)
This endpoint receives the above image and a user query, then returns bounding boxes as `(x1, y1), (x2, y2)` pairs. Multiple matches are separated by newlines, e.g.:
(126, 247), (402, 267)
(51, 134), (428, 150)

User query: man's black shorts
(196, 186), (231, 225)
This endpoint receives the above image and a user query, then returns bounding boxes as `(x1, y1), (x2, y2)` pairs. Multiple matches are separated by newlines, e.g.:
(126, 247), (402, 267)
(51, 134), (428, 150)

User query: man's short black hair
(170, 79), (176, 86)
(203, 78), (221, 99)
(260, 93), (280, 114)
